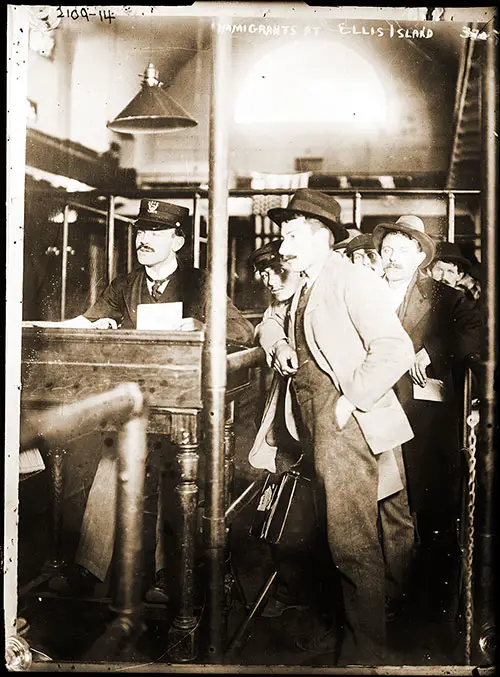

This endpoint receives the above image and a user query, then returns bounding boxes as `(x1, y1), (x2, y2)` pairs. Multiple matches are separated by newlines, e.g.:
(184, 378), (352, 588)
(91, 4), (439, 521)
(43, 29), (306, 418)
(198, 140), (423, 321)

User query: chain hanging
(463, 407), (479, 665)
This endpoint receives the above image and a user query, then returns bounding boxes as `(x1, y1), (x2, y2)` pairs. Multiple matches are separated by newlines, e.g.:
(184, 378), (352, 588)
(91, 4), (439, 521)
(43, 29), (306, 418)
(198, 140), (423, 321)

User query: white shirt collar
(145, 257), (178, 294)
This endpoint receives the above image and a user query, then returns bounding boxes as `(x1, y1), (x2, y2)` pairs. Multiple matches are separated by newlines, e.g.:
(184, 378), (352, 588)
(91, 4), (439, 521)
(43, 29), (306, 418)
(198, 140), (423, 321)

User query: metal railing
(15, 383), (149, 665)
(54, 186), (481, 320)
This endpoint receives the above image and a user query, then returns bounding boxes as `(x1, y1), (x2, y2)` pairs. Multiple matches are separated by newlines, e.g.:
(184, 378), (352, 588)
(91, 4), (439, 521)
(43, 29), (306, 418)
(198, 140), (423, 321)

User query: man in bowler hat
(373, 216), (481, 618)
(56, 199), (253, 601)
(427, 240), (472, 290)
(256, 189), (416, 664)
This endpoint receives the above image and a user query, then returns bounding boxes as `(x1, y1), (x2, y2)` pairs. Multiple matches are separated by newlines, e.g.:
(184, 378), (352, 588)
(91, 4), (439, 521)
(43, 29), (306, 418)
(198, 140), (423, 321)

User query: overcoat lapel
(399, 276), (432, 337)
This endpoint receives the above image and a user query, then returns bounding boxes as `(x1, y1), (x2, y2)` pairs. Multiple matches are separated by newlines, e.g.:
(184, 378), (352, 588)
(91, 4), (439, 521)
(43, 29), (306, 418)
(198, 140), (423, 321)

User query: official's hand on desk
(271, 339), (299, 377)
(174, 317), (205, 331)
(90, 318), (118, 329)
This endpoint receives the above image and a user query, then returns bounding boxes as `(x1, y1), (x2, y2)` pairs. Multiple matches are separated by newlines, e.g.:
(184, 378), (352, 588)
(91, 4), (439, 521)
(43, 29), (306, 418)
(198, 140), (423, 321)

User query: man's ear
(172, 232), (185, 252)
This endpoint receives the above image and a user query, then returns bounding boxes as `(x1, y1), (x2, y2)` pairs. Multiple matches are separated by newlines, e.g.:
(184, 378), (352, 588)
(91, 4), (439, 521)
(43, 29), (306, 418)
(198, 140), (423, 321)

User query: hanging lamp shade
(107, 63), (198, 133)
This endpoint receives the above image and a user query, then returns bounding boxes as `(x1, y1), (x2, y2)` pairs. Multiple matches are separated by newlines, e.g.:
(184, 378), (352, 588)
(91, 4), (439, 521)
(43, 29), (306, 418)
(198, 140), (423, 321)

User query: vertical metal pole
(353, 191), (362, 229)
(202, 21), (231, 662)
(127, 223), (133, 273)
(193, 192), (201, 269)
(473, 31), (497, 666)
(111, 412), (148, 622)
(229, 235), (237, 301)
(447, 191), (456, 242)
(60, 204), (69, 320)
(106, 195), (115, 285)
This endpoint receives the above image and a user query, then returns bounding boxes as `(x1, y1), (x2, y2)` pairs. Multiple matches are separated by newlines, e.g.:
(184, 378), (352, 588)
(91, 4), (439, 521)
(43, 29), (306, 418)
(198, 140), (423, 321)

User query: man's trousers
(293, 385), (415, 662)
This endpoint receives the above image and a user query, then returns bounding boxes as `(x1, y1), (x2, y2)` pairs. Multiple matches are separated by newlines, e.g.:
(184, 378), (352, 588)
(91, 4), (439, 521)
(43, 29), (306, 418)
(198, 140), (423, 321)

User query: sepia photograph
(5, 4), (498, 673)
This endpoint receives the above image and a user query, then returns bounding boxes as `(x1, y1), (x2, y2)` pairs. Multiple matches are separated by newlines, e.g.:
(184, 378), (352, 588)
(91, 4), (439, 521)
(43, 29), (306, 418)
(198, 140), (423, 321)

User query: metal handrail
(20, 383), (149, 661)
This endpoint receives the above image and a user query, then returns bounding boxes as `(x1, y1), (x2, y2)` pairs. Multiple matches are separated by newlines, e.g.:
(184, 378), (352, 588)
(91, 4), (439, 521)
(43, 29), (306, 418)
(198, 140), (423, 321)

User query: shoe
(296, 626), (342, 659)
(48, 565), (98, 597)
(16, 617), (30, 637)
(261, 597), (309, 618)
(145, 568), (170, 604)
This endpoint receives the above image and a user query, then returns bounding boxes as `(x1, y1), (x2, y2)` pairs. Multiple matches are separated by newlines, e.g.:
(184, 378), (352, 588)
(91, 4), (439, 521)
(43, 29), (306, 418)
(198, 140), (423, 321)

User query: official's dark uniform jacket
(83, 264), (254, 346)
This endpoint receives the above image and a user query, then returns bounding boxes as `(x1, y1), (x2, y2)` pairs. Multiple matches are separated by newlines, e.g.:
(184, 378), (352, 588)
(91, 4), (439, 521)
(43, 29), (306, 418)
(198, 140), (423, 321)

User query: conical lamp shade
(107, 64), (198, 134)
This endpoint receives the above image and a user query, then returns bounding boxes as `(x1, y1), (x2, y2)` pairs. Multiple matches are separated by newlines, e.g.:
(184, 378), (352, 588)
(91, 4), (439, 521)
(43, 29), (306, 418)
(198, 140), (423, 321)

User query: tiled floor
(15, 392), (477, 671)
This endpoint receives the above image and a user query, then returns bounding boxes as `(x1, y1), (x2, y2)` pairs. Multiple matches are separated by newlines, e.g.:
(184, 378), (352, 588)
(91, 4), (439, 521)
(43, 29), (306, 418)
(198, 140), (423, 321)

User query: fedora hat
(431, 241), (472, 272)
(372, 215), (436, 267)
(249, 239), (283, 272)
(267, 189), (348, 243)
(134, 199), (189, 231)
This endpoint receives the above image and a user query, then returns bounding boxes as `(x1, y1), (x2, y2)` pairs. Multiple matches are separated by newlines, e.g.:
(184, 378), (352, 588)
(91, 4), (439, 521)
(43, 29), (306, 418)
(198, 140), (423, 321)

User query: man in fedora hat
(427, 241), (471, 289)
(257, 189), (416, 664)
(54, 199), (254, 602)
(373, 215), (480, 619)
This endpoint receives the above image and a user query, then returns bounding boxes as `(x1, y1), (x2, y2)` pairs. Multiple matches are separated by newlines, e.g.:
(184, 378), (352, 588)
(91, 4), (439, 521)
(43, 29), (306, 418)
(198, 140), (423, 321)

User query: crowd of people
(29, 192), (481, 666)
(249, 189), (480, 664)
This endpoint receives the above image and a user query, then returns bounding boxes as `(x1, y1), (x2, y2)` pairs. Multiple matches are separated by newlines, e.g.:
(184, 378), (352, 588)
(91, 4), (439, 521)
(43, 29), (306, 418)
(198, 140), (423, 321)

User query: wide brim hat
(372, 215), (436, 268)
(431, 241), (472, 271)
(267, 188), (348, 244)
(134, 198), (189, 231)
(249, 239), (283, 271)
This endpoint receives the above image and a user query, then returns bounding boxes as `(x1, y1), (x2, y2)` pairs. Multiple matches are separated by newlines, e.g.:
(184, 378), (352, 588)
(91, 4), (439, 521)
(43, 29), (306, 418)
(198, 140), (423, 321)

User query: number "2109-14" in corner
(460, 26), (488, 40)
(56, 7), (116, 24)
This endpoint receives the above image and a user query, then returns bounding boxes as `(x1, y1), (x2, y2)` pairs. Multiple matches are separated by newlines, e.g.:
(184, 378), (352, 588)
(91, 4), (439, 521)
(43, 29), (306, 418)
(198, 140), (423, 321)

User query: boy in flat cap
(257, 189), (416, 664)
(55, 199), (253, 601)
(248, 240), (329, 619)
(345, 233), (384, 277)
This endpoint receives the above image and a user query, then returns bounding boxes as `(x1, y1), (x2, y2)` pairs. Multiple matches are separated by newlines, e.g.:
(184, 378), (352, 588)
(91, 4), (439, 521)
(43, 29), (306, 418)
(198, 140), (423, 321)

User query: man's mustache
(282, 256), (296, 262)
(137, 245), (155, 252)
(384, 263), (403, 269)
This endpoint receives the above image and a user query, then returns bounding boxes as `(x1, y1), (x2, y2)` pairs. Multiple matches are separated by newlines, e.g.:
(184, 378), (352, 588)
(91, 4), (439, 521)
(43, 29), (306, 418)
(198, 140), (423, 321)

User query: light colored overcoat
(251, 252), (415, 499)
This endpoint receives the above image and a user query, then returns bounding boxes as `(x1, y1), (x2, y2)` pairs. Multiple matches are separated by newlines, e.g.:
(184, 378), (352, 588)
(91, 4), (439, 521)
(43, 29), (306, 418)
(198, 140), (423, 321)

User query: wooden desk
(21, 326), (263, 661)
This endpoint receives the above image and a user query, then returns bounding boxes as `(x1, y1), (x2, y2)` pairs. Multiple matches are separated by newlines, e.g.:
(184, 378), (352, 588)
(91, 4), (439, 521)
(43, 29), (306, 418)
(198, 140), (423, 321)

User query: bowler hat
(345, 233), (377, 257)
(134, 199), (189, 231)
(267, 189), (348, 243)
(249, 239), (283, 271)
(372, 215), (436, 267)
(431, 241), (471, 272)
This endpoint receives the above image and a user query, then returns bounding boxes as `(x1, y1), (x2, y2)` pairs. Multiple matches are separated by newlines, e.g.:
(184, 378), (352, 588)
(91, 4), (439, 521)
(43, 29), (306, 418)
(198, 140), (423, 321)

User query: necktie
(149, 278), (168, 302)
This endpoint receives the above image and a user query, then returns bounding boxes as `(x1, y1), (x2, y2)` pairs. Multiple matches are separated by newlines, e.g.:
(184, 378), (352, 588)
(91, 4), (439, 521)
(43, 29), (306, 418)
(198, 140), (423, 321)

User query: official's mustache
(137, 245), (155, 252)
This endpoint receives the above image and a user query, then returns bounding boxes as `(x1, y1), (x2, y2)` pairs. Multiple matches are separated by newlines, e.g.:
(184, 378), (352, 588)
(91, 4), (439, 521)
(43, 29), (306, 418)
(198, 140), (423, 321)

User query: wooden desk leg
(167, 414), (199, 663)
(43, 447), (66, 576)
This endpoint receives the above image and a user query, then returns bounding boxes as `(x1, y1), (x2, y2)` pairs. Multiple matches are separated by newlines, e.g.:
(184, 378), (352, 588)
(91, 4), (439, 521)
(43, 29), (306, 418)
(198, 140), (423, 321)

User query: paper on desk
(413, 378), (450, 402)
(137, 302), (183, 330)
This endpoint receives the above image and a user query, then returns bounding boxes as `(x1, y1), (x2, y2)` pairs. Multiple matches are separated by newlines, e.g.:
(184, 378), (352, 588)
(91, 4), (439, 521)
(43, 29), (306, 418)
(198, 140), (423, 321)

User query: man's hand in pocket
(335, 395), (356, 430)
